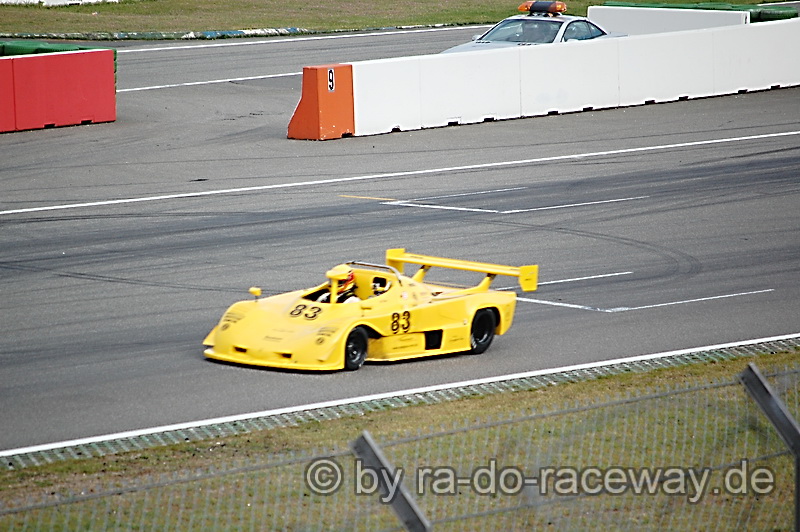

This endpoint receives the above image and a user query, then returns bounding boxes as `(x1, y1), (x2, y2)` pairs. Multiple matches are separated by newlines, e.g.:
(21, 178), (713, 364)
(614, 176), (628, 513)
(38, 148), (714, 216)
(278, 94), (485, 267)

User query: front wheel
(469, 309), (496, 354)
(344, 326), (368, 370)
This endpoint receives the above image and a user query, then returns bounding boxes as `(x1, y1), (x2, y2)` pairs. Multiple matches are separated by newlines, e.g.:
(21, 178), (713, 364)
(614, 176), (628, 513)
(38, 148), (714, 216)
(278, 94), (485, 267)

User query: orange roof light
(518, 1), (568, 14)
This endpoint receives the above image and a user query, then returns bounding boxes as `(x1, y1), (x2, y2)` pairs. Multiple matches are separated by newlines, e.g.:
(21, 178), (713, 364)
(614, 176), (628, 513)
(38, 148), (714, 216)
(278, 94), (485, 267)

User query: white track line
(502, 196), (649, 214)
(409, 187), (528, 201)
(116, 27), (485, 92)
(383, 195), (648, 214)
(519, 289), (775, 313)
(116, 26), (489, 54)
(495, 271), (634, 292)
(382, 201), (500, 213)
(2, 332), (797, 457)
(2, 131), (798, 217)
(538, 272), (633, 286)
(118, 72), (300, 92)
(517, 297), (608, 312)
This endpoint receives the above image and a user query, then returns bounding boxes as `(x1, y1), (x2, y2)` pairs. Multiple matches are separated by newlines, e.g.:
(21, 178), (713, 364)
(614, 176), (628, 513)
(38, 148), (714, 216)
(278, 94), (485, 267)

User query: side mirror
(249, 287), (262, 299)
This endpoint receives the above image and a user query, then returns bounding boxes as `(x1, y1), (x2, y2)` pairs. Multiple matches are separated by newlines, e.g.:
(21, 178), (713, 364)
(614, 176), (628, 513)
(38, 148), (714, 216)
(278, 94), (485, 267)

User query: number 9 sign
(327, 68), (335, 92)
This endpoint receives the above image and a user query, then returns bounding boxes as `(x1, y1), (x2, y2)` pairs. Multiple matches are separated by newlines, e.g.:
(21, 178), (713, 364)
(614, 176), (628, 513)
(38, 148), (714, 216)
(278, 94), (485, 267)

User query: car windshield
(480, 18), (562, 44)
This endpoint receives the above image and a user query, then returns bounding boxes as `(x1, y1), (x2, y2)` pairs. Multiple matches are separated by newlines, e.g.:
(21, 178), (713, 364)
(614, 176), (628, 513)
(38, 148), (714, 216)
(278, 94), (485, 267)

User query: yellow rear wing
(385, 248), (538, 292)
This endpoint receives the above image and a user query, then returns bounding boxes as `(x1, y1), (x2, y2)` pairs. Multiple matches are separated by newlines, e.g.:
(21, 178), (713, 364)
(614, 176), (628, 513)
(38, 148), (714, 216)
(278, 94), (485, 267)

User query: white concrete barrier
(352, 57), (423, 136)
(618, 28), (717, 105)
(713, 18), (800, 93)
(519, 38), (622, 116)
(419, 49), (522, 128)
(587, 6), (749, 35)
(289, 16), (800, 139)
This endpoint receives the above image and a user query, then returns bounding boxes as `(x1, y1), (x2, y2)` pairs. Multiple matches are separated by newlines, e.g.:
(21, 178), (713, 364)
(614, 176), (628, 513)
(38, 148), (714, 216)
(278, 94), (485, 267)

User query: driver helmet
(338, 269), (356, 296)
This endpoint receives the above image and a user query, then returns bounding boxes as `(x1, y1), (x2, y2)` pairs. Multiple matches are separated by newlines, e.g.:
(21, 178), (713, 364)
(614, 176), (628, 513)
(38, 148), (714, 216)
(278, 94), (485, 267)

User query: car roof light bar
(518, 1), (567, 15)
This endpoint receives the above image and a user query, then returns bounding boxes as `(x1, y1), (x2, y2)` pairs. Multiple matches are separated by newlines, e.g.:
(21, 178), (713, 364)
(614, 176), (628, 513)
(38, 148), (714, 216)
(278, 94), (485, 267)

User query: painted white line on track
(382, 201), (500, 213)
(384, 195), (648, 214)
(495, 271), (634, 292)
(116, 26), (490, 54)
(3, 332), (797, 457)
(118, 72), (300, 92)
(410, 187), (528, 201)
(518, 289), (774, 313)
(502, 196), (649, 214)
(609, 289), (775, 312)
(115, 26), (488, 91)
(538, 271), (634, 286)
(2, 130), (798, 217)
(517, 297), (608, 312)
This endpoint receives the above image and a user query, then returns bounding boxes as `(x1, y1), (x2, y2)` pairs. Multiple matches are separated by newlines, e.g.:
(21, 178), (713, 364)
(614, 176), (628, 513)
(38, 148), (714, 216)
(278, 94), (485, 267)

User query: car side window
(482, 20), (524, 41)
(586, 22), (606, 38)
(563, 21), (607, 41)
(370, 276), (392, 297)
(563, 21), (587, 41)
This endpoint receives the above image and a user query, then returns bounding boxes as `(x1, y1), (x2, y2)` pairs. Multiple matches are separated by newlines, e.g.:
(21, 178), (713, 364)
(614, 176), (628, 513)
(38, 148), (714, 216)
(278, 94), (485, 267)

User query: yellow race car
(203, 249), (538, 371)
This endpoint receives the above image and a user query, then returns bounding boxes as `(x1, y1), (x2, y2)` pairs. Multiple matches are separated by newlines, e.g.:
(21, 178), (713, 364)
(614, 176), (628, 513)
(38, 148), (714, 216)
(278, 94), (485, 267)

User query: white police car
(442, 1), (622, 53)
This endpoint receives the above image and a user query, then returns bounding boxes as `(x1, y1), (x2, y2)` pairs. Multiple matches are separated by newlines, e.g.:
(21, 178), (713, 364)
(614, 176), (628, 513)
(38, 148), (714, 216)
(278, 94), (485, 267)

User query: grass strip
(0, 0), (772, 36)
(1, 349), (796, 505)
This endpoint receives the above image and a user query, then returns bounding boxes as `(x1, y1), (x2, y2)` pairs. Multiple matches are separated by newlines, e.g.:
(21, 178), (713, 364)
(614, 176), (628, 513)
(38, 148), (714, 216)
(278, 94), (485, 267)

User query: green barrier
(0, 40), (117, 74)
(602, 1), (798, 20)
(35, 43), (83, 54)
(1, 40), (116, 56)
(1, 41), (41, 56)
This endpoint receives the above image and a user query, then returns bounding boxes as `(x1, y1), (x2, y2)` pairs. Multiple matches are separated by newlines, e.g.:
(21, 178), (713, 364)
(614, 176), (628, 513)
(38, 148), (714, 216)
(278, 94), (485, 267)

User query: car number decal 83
(391, 311), (411, 334)
(290, 304), (322, 320)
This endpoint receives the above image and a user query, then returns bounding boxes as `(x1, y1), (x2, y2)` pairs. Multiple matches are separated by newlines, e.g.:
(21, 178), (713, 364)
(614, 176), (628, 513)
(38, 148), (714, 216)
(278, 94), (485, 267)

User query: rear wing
(385, 248), (538, 292)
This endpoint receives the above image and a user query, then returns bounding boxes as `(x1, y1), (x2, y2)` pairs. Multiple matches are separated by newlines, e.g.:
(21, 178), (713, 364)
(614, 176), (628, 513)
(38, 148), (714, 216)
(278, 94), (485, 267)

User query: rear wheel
(344, 326), (368, 370)
(469, 309), (496, 354)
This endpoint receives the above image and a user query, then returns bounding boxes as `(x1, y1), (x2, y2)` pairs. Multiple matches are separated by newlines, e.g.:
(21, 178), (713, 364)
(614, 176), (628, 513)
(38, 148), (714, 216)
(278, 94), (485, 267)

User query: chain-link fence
(1, 364), (797, 531)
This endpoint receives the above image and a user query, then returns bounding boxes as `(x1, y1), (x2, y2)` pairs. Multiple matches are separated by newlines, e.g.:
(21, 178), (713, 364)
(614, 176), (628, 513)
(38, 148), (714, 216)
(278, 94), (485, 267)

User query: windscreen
(480, 18), (562, 44)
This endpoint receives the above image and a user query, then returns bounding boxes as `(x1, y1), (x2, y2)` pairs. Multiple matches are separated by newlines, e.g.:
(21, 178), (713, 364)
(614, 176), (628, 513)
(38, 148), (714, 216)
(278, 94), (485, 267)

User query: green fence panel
(34, 43), (83, 54)
(0, 40), (116, 74)
(1, 41), (41, 56)
(602, 1), (798, 20)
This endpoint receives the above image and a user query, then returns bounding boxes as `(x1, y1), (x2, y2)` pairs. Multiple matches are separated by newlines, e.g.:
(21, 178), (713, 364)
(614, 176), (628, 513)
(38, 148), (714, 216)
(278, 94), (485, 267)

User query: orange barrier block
(287, 64), (355, 140)
(0, 58), (14, 132)
(11, 49), (116, 132)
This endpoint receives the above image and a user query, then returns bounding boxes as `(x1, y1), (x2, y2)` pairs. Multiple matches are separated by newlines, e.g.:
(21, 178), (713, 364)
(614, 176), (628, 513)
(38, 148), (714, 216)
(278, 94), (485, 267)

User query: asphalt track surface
(1, 27), (798, 451)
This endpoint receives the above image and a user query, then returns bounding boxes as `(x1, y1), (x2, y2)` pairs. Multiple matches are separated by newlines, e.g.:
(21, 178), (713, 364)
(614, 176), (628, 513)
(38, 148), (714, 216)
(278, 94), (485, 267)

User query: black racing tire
(469, 309), (496, 355)
(344, 326), (369, 371)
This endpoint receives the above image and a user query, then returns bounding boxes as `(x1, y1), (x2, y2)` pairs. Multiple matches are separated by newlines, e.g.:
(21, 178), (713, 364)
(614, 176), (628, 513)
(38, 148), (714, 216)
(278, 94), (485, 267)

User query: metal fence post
(351, 430), (431, 532)
(740, 363), (800, 532)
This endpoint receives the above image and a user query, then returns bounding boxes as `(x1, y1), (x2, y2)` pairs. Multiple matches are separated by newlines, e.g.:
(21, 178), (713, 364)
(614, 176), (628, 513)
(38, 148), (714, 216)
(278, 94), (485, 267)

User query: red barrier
(1, 49), (116, 133)
(287, 64), (355, 140)
(0, 58), (15, 132)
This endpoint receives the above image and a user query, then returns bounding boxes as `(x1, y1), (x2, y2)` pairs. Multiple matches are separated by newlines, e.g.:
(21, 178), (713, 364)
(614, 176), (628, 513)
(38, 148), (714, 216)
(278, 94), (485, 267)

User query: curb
(0, 24), (454, 41)
(0, 26), (312, 40)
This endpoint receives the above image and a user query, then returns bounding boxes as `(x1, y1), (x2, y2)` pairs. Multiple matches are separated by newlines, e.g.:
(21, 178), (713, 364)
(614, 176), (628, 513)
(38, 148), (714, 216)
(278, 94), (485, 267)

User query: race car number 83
(391, 311), (411, 334)
(290, 304), (322, 320)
